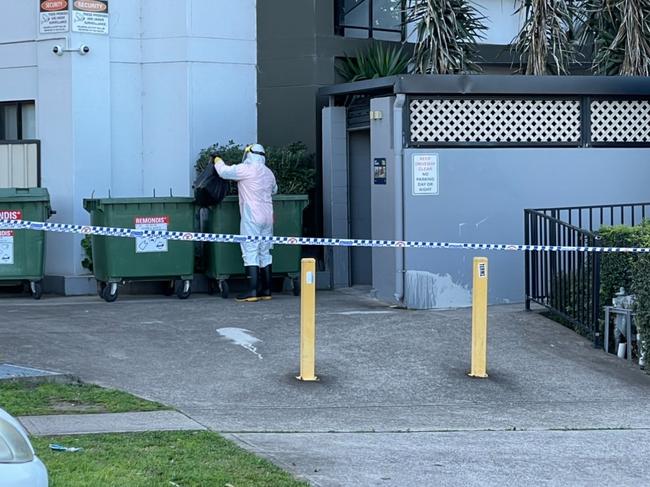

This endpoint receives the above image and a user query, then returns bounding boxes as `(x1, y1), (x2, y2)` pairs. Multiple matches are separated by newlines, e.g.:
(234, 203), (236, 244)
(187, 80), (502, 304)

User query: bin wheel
(30, 281), (43, 300)
(97, 281), (106, 298)
(162, 280), (175, 296)
(207, 279), (218, 296)
(292, 277), (301, 297)
(176, 280), (191, 300)
(219, 280), (229, 299)
(102, 282), (119, 303)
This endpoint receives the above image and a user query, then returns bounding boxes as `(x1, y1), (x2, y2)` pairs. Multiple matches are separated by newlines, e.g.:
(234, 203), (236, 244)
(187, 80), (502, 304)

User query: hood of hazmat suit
(242, 143), (267, 165)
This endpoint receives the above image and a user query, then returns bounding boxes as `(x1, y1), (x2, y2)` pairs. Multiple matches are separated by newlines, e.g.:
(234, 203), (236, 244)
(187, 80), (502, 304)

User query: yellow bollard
(297, 258), (318, 381)
(469, 257), (489, 378)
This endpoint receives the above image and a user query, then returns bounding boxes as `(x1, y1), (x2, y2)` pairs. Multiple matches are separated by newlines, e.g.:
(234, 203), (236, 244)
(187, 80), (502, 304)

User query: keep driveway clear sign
(412, 154), (439, 196)
(72, 0), (109, 34)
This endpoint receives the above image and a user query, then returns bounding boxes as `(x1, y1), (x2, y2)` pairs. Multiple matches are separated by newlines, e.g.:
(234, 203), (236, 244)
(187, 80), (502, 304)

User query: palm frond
(405, 0), (487, 74)
(511, 0), (580, 75)
(336, 43), (411, 82)
(580, 0), (650, 76)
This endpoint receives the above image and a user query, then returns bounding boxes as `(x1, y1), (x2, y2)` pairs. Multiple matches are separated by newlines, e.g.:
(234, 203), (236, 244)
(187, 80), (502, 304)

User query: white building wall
(480, 0), (523, 45)
(404, 1), (523, 47)
(186, 0), (258, 172)
(0, 0), (257, 288)
(110, 0), (144, 197)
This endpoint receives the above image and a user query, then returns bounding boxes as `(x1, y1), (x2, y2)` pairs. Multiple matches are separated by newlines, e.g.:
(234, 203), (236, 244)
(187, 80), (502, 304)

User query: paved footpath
(19, 410), (205, 436)
(1, 291), (649, 486)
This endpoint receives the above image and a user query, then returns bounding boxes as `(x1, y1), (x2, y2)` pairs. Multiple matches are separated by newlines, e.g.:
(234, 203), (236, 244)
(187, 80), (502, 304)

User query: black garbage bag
(194, 158), (230, 207)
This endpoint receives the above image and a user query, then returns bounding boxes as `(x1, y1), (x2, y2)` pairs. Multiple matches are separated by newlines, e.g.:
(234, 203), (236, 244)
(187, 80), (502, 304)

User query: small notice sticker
(135, 216), (169, 253)
(306, 272), (314, 285)
(478, 263), (487, 278)
(0, 230), (15, 265)
(0, 210), (21, 266)
(374, 158), (387, 185)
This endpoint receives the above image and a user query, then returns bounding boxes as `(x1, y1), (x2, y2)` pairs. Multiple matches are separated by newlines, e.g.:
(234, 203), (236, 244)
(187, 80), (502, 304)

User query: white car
(0, 408), (48, 486)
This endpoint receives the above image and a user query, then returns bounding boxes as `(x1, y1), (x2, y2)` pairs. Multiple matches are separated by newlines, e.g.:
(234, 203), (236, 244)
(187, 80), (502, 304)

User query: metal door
(348, 129), (372, 286)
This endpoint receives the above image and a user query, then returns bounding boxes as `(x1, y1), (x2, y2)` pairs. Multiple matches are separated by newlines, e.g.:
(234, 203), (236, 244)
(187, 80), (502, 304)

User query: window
(335, 0), (403, 42)
(0, 101), (36, 141)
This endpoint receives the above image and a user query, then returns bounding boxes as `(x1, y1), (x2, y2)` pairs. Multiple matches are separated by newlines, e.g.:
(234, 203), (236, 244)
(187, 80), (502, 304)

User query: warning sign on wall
(72, 0), (109, 34)
(40, 0), (70, 34)
(0, 210), (21, 266)
(135, 216), (169, 254)
(412, 154), (439, 196)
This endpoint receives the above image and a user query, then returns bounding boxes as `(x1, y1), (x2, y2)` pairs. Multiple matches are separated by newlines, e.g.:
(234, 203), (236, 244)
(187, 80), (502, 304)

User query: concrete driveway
(1, 290), (649, 486)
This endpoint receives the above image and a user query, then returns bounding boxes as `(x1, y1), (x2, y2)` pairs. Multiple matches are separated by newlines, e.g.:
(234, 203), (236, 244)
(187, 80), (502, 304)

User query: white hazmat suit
(214, 144), (278, 267)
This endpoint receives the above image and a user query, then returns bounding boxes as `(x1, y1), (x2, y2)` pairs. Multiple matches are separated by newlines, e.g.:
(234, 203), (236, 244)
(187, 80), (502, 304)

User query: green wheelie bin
(83, 197), (196, 302)
(204, 195), (309, 298)
(0, 188), (54, 299)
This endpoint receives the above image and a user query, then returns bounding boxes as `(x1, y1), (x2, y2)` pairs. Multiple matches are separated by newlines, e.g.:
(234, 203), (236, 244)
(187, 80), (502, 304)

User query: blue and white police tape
(2, 218), (650, 253)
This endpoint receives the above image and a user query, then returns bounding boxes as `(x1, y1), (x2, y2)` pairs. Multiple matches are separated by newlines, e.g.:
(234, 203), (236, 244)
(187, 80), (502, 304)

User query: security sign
(72, 0), (109, 34)
(39, 0), (69, 34)
(135, 216), (168, 253)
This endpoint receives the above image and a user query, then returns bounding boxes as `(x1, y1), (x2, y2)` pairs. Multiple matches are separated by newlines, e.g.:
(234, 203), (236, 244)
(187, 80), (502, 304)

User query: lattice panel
(410, 98), (581, 144)
(591, 100), (650, 143)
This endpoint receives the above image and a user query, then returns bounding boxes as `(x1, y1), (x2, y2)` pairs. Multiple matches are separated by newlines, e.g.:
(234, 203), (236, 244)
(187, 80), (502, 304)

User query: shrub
(195, 141), (316, 195)
(631, 225), (650, 361)
(598, 224), (640, 308)
(598, 221), (650, 361)
(81, 235), (93, 273)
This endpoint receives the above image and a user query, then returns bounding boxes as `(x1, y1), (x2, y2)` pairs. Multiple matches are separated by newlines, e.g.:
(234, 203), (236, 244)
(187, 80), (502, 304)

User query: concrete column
(37, 27), (111, 291)
(370, 97), (398, 303)
(322, 106), (349, 288)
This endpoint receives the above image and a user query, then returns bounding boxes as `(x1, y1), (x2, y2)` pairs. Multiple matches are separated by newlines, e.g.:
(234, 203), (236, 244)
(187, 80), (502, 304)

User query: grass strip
(0, 381), (169, 416)
(33, 431), (308, 487)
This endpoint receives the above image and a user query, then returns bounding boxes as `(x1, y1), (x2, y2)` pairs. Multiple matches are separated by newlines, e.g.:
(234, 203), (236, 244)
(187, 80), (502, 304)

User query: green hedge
(195, 141), (316, 195)
(598, 221), (650, 360)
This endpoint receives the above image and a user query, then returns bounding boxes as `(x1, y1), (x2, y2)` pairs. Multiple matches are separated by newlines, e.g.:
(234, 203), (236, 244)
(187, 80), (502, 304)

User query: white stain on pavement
(335, 311), (394, 316)
(216, 328), (263, 360)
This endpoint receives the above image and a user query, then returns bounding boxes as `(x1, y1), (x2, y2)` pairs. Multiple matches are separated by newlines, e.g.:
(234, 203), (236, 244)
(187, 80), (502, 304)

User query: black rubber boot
(259, 265), (272, 301)
(237, 266), (259, 302)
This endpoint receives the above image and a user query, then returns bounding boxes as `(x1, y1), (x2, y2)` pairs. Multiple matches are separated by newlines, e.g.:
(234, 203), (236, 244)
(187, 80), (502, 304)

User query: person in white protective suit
(213, 144), (278, 302)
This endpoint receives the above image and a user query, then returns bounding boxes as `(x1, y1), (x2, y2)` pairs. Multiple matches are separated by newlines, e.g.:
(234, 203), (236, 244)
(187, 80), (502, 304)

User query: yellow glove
(213, 156), (224, 166)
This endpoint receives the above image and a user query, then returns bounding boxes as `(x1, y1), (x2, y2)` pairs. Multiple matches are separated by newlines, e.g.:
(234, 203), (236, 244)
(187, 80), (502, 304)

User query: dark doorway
(347, 129), (372, 286)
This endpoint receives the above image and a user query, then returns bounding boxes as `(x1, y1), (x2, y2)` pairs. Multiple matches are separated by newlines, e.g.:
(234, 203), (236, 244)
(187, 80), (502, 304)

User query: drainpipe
(393, 94), (406, 303)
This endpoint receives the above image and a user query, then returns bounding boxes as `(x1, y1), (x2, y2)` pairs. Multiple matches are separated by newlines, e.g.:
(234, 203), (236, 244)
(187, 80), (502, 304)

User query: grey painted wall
(322, 106), (349, 288)
(349, 129), (373, 285)
(257, 0), (386, 150)
(395, 148), (650, 307)
(370, 97), (399, 302)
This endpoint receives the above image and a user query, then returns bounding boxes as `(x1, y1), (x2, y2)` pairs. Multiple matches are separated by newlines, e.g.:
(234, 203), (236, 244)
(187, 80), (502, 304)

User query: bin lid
(272, 194), (309, 201)
(222, 195), (309, 202)
(0, 187), (50, 203)
(83, 196), (195, 205)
